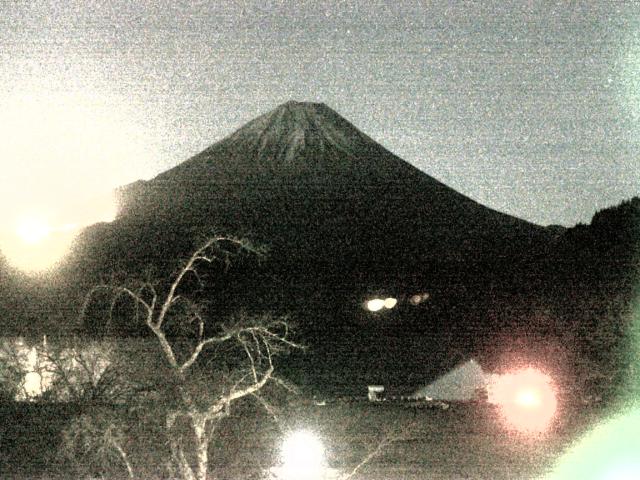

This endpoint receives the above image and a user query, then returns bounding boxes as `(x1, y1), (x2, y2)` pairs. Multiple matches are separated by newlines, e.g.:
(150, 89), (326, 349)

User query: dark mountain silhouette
(61, 101), (562, 392)
(92, 101), (551, 282)
(2, 102), (637, 397)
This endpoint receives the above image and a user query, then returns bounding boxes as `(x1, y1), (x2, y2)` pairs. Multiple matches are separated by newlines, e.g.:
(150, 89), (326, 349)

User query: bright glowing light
(2, 227), (73, 273)
(383, 297), (398, 309)
(279, 430), (326, 480)
(0, 191), (118, 272)
(366, 297), (397, 311)
(488, 367), (557, 433)
(22, 372), (43, 397)
(0, 82), (156, 272)
(515, 388), (541, 408)
(366, 299), (385, 312)
(16, 216), (51, 245)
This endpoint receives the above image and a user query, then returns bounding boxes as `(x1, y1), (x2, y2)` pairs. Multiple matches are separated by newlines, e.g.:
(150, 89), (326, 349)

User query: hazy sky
(2, 0), (639, 228)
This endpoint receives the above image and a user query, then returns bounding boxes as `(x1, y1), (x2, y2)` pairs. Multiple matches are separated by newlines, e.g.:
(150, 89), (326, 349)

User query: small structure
(367, 385), (385, 402)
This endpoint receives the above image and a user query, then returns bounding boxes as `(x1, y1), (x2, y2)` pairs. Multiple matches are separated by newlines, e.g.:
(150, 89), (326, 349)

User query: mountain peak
(279, 100), (327, 110)
(147, 100), (395, 191)
(108, 101), (549, 296)
(218, 100), (381, 166)
(244, 100), (335, 130)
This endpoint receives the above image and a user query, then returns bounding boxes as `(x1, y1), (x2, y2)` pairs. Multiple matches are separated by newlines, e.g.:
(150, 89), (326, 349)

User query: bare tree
(60, 410), (135, 480)
(40, 337), (146, 404)
(338, 420), (417, 480)
(79, 237), (300, 480)
(0, 339), (28, 401)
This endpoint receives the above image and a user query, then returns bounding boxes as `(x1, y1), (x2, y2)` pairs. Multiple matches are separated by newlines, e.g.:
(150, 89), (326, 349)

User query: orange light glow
(0, 191), (118, 273)
(488, 367), (557, 433)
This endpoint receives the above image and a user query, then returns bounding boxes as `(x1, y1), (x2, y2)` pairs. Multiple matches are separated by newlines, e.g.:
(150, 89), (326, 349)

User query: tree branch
(156, 236), (238, 329)
(178, 333), (233, 373)
(75, 235), (300, 480)
(148, 323), (179, 369)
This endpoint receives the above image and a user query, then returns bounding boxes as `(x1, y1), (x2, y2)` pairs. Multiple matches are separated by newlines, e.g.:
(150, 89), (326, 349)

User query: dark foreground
(0, 399), (606, 479)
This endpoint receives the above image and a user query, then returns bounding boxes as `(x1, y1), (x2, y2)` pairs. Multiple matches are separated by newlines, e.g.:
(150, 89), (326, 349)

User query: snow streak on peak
(222, 101), (383, 166)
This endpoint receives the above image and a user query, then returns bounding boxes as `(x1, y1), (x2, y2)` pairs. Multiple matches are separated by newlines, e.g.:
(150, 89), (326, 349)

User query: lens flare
(488, 367), (557, 433)
(516, 388), (541, 407)
(2, 224), (73, 273)
(0, 83), (154, 273)
(547, 409), (640, 479)
(0, 191), (119, 273)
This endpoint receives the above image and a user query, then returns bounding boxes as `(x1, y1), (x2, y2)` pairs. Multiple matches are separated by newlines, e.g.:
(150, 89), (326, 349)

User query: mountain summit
(115, 101), (546, 274)
(190, 101), (393, 168)
(147, 100), (437, 191)
(224, 101), (375, 161)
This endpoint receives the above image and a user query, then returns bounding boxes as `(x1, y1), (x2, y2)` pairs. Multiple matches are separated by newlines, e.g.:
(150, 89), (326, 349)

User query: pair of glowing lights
(365, 292), (430, 311)
(365, 297), (398, 312)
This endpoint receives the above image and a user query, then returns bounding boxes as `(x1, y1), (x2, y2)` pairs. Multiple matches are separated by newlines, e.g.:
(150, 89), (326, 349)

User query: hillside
(82, 102), (550, 285)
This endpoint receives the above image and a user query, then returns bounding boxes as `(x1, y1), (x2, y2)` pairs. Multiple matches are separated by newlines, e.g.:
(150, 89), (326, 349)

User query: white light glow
(366, 297), (398, 312)
(0, 191), (119, 272)
(383, 297), (398, 309)
(279, 430), (326, 480)
(23, 372), (43, 397)
(516, 389), (541, 407)
(0, 81), (156, 272)
(16, 216), (51, 245)
(366, 299), (386, 312)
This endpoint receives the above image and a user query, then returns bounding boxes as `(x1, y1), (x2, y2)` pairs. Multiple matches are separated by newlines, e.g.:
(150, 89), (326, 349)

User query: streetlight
(271, 430), (327, 480)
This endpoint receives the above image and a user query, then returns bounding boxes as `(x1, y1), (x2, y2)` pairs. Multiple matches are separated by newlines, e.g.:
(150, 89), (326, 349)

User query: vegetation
(1, 398), (607, 479)
(60, 237), (300, 480)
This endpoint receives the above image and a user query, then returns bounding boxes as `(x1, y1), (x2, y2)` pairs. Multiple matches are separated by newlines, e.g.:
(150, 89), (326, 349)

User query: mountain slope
(110, 101), (548, 283)
(63, 101), (564, 393)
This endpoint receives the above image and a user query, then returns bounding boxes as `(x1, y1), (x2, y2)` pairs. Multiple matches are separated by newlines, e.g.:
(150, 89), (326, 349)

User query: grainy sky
(1, 0), (639, 227)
